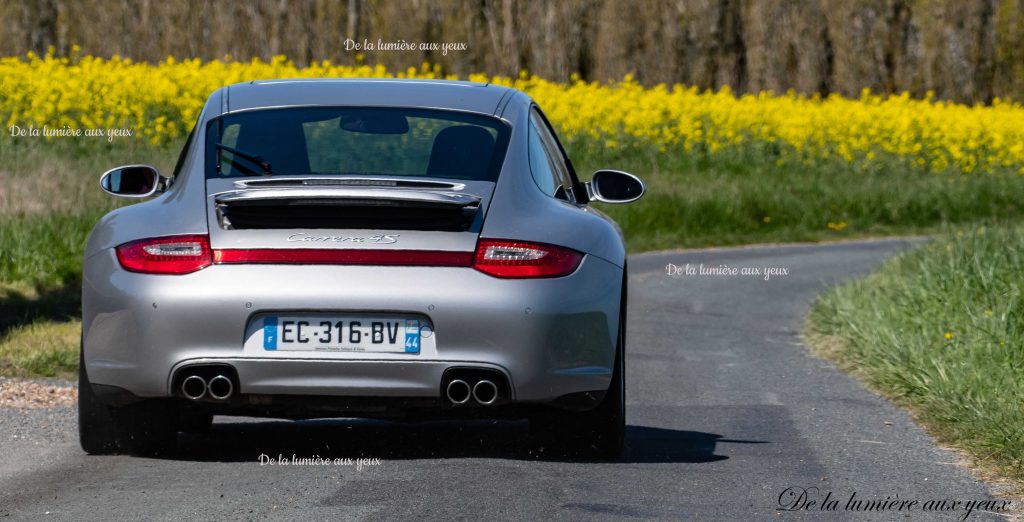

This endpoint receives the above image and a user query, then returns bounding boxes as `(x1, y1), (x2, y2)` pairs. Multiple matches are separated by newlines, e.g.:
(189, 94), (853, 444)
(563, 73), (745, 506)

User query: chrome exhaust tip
(446, 379), (471, 405)
(472, 380), (498, 405)
(207, 375), (234, 400)
(181, 375), (207, 400)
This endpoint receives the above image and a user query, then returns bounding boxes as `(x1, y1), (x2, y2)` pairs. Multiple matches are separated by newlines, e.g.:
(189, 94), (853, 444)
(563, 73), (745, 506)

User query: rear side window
(527, 118), (560, 196)
(205, 107), (510, 181)
(528, 109), (575, 201)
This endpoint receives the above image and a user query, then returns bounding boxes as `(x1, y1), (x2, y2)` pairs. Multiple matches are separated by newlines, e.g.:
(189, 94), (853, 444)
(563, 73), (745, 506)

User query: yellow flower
(0, 51), (1021, 168)
(943, 331), (954, 340)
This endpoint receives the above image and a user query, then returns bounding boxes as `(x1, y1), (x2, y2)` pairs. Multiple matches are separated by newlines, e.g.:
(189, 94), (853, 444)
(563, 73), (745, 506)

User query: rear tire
(78, 355), (121, 455)
(531, 280), (626, 459)
(78, 347), (178, 457)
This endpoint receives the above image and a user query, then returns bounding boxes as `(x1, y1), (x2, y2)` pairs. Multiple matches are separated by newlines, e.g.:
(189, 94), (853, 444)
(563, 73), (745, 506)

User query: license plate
(261, 316), (420, 353)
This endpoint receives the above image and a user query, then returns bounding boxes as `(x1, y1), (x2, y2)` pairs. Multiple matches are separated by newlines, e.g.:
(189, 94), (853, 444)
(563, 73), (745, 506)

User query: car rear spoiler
(216, 187), (480, 208)
(213, 188), (482, 231)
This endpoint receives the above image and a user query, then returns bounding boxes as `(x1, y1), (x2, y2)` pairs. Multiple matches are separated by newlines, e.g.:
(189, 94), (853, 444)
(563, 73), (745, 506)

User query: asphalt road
(0, 238), (1009, 521)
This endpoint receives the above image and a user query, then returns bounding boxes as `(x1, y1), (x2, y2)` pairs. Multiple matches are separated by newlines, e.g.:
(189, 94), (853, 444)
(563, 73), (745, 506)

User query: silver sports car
(80, 79), (644, 458)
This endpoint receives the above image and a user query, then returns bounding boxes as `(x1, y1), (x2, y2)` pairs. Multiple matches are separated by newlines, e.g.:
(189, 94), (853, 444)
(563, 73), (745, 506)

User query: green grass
(807, 225), (1024, 481)
(571, 139), (1024, 252)
(0, 212), (108, 287)
(2, 136), (1024, 379)
(0, 317), (80, 379)
(0, 139), (180, 288)
(0, 139), (180, 377)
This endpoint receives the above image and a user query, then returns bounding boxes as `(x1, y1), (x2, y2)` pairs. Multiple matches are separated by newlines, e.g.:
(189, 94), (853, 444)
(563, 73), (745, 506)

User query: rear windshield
(205, 107), (510, 181)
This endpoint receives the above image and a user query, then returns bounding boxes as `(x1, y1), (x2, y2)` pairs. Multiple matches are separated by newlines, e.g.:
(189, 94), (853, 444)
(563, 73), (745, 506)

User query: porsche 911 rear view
(80, 79), (644, 458)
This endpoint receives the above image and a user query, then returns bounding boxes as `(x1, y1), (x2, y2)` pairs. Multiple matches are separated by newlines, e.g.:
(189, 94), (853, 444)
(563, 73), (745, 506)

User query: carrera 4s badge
(287, 233), (400, 244)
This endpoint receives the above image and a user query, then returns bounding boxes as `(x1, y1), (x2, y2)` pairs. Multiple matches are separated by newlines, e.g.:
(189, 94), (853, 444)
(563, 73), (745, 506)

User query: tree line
(3, 0), (1022, 103)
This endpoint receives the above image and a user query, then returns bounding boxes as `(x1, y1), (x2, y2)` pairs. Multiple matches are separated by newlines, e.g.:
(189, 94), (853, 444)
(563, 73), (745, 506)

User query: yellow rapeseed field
(2, 50), (1023, 174)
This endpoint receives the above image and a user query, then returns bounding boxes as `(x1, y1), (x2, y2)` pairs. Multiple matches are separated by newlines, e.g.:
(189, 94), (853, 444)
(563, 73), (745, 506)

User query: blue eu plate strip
(404, 319), (420, 353)
(263, 316), (278, 350)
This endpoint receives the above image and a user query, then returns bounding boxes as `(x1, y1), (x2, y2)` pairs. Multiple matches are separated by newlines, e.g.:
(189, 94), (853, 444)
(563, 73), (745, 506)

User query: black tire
(78, 354), (122, 455)
(531, 279), (626, 459)
(79, 347), (179, 457)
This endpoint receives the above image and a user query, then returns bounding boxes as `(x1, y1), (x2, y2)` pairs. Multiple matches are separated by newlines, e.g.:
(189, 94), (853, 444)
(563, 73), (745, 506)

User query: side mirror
(586, 170), (645, 204)
(100, 165), (164, 198)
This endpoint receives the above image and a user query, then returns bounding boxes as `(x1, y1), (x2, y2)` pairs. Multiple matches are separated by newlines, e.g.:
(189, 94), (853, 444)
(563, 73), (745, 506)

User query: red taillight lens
(473, 239), (583, 278)
(115, 235), (212, 275)
(115, 235), (580, 277)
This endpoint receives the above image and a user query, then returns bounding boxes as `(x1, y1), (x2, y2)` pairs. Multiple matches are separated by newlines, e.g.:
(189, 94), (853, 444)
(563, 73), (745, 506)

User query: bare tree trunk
(481, 0), (503, 65)
(573, 0), (596, 81)
(501, 0), (518, 75)
(347, 0), (360, 39)
(27, 0), (59, 55)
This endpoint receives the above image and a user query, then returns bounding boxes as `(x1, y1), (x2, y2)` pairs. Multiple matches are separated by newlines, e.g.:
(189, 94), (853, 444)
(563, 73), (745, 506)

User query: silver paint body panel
(82, 79), (628, 409)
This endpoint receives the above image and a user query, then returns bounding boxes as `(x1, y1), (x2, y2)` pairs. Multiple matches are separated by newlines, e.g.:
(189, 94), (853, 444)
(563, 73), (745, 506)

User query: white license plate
(261, 316), (421, 353)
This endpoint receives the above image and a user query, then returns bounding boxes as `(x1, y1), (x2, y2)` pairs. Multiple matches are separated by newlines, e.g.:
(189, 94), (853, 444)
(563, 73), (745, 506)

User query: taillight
(473, 239), (583, 278)
(115, 235), (212, 275)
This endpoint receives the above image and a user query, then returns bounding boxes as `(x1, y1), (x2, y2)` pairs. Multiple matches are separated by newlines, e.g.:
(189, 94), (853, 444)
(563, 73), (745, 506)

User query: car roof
(218, 78), (514, 116)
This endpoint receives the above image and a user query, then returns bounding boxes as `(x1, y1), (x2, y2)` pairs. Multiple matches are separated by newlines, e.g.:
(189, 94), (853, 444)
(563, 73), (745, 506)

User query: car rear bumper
(82, 249), (622, 409)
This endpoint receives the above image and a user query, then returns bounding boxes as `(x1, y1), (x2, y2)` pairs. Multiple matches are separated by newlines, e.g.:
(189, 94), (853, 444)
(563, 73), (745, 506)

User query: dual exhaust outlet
(445, 379), (498, 406)
(181, 374), (234, 401)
